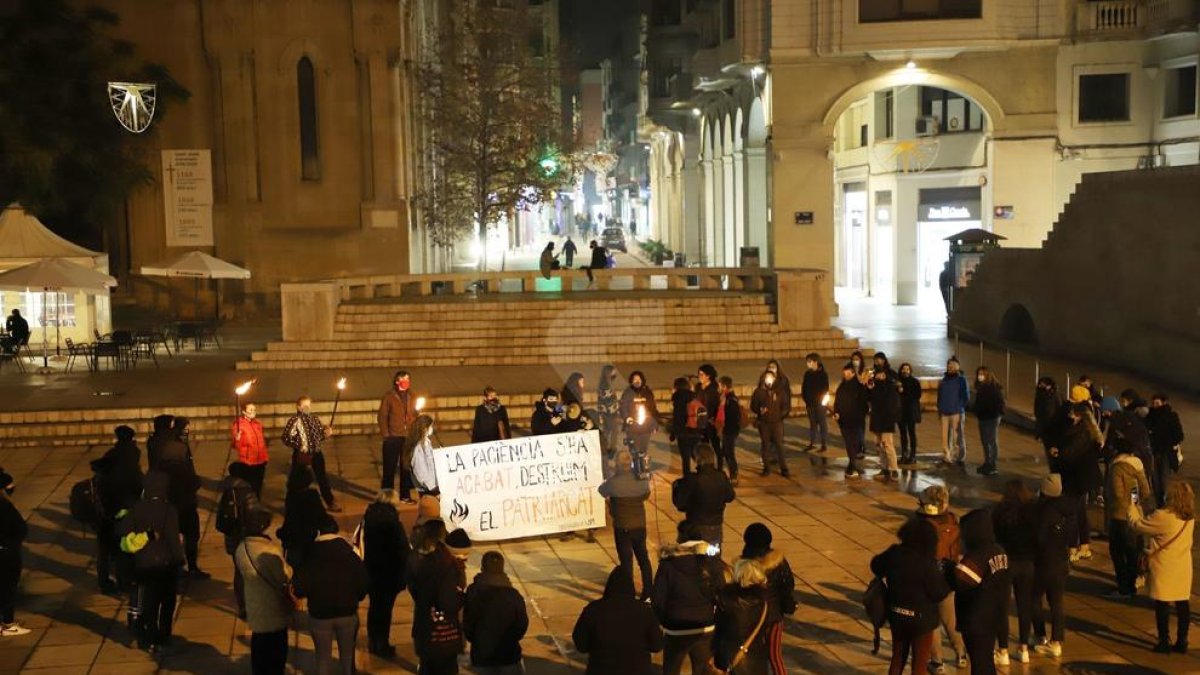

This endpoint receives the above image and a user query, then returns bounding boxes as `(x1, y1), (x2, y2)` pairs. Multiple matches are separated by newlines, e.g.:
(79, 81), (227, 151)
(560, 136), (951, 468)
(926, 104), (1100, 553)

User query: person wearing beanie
(1031, 473), (1077, 657)
(652, 522), (729, 675)
(0, 470), (29, 637)
(234, 508), (293, 675)
(292, 519), (369, 675)
(945, 509), (1011, 673)
(465, 551), (529, 673)
(93, 426), (145, 593)
(146, 414), (175, 470)
(913, 486), (967, 673)
(217, 462), (262, 618)
(447, 529), (472, 558)
(737, 523), (796, 675)
(871, 519), (951, 675)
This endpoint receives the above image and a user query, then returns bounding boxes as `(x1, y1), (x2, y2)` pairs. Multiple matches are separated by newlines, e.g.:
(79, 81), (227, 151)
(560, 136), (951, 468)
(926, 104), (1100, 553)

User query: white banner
(162, 149), (214, 247)
(434, 430), (606, 541)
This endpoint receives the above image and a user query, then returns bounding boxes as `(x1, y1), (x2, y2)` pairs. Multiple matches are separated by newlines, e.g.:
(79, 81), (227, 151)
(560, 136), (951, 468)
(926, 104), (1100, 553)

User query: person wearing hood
(715, 376), (743, 482)
(937, 357), (970, 468)
(146, 414), (175, 470)
(1145, 394), (1185, 507)
(971, 367), (1006, 477)
(1104, 434), (1154, 600)
(671, 444), (735, 547)
(867, 366), (902, 483)
(738, 523), (796, 675)
(871, 518), (951, 675)
(599, 450), (654, 597)
(232, 402), (269, 497)
(914, 485), (967, 674)
(597, 365), (622, 456)
(1108, 389), (1154, 474)
(284, 396), (341, 512)
(573, 565), (664, 675)
(620, 371), (660, 462)
(117, 470), (186, 653)
(464, 551), (529, 674)
(897, 363), (923, 466)
(1050, 403), (1104, 563)
(217, 462), (262, 617)
(670, 377), (701, 476)
(992, 480), (1037, 664)
(945, 509), (1010, 673)
(712, 559), (771, 675)
(751, 369), (790, 477)
(1033, 378), (1064, 451)
(800, 353), (830, 452)
(363, 489), (411, 657)
(651, 522), (728, 675)
(409, 415), (440, 497)
(0, 470), (29, 637)
(531, 388), (565, 436)
(471, 386), (511, 444)
(1130, 480), (1195, 654)
(833, 363), (869, 479)
(276, 464), (335, 569)
(1031, 474), (1076, 658)
(379, 371), (419, 501)
(293, 519), (369, 675)
(93, 425), (144, 593)
(234, 508), (292, 675)
(411, 529), (468, 675)
(156, 419), (206, 579)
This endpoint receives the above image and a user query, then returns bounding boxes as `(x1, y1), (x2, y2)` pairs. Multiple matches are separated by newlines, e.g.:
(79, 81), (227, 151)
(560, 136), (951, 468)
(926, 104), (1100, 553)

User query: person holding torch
(620, 371), (659, 472)
(231, 395), (268, 498)
(378, 370), (419, 503)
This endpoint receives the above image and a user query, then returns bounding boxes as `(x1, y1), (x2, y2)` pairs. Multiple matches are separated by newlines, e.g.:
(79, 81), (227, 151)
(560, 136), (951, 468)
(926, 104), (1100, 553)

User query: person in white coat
(408, 415), (439, 497)
(1130, 480), (1195, 654)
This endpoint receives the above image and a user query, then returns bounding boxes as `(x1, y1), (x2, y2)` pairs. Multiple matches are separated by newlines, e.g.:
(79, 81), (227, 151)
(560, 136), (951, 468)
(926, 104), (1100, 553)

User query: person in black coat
(1033, 377), (1062, 450)
(697, 364), (723, 465)
(470, 387), (511, 444)
(946, 509), (1011, 675)
(0, 470), (29, 636)
(157, 421), (205, 578)
(716, 376), (743, 481)
(868, 368), (902, 482)
(669, 378), (699, 476)
(573, 566), (663, 675)
(738, 523), (796, 674)
(1050, 403), (1104, 562)
(800, 353), (830, 451)
(116, 470), (186, 652)
(1146, 394), (1185, 506)
(870, 518), (951, 675)
(93, 425), (145, 593)
(277, 464), (335, 569)
(530, 389), (564, 436)
(713, 559), (771, 675)
(464, 551), (529, 672)
(1031, 474), (1076, 657)
(362, 490), (411, 656)
(972, 367), (1006, 476)
(833, 364), (870, 479)
(992, 480), (1038, 663)
(292, 520), (369, 675)
(897, 363), (923, 465)
(670, 444), (735, 547)
(412, 538), (466, 675)
(652, 522), (728, 675)
(146, 414), (175, 471)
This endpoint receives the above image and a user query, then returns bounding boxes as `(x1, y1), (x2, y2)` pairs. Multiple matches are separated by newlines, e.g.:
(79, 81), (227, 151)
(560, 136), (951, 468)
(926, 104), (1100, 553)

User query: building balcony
(1075, 0), (1199, 41)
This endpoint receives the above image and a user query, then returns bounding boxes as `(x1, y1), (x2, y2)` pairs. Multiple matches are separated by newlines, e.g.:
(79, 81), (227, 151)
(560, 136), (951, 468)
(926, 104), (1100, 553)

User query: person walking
(1104, 437), (1154, 599)
(562, 237), (578, 267)
(293, 520), (369, 675)
(671, 444), (735, 548)
(712, 559), (772, 675)
(945, 509), (1011, 674)
(715, 376), (743, 483)
(870, 518), (950, 675)
(800, 353), (830, 452)
(471, 387), (511, 444)
(117, 471), (186, 654)
(670, 377), (700, 476)
(464, 551), (529, 675)
(751, 370), (789, 477)
(216, 462), (262, 618)
(832, 364), (869, 480)
(597, 365), (622, 456)
(232, 402), (270, 497)
(915, 486), (967, 674)
(652, 522), (727, 675)
(972, 367), (1005, 476)
(1050, 403), (1103, 562)
(1031, 474), (1076, 658)
(362, 489), (410, 657)
(409, 415), (440, 497)
(599, 450), (654, 597)
(379, 370), (418, 501)
(1145, 394), (1185, 507)
(1130, 480), (1195, 654)
(234, 508), (293, 675)
(283, 396), (341, 511)
(620, 371), (659, 465)
(867, 367), (902, 483)
(573, 566), (664, 675)
(897, 363), (922, 466)
(0, 470), (29, 637)
(738, 523), (797, 675)
(992, 480), (1038, 664)
(157, 421), (207, 578)
(938, 358), (970, 469)
(277, 464), (335, 569)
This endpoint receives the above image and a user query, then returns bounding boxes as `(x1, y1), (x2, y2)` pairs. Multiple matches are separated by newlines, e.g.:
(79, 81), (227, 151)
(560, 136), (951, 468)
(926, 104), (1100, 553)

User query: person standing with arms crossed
(379, 370), (418, 504)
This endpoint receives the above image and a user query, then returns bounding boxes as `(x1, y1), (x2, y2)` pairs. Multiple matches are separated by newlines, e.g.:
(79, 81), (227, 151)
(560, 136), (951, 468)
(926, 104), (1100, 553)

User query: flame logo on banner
(108, 82), (157, 133)
(449, 499), (469, 524)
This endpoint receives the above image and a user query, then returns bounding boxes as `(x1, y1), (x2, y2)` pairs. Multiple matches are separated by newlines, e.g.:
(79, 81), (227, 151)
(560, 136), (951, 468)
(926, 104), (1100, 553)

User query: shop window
(918, 86), (983, 134)
(1164, 65), (1198, 118)
(859, 0), (981, 23)
(1078, 73), (1130, 123)
(24, 292), (77, 329)
(297, 56), (321, 180)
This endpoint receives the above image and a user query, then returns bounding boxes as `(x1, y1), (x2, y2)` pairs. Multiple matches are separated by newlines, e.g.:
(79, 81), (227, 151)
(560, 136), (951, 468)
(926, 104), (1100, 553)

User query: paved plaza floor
(0, 411), (1196, 674)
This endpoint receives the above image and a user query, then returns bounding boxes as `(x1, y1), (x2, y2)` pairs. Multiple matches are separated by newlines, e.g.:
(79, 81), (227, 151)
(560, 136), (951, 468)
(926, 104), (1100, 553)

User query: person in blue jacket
(938, 357), (970, 469)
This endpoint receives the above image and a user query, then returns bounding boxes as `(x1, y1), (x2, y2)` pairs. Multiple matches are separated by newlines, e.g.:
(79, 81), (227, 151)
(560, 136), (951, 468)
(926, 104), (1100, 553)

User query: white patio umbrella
(0, 257), (117, 371)
(140, 251), (251, 318)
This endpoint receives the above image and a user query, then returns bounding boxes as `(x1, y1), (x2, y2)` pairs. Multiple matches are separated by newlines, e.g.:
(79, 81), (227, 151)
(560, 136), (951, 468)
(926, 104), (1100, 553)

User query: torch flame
(415, 396), (427, 411)
(821, 392), (832, 407)
(336, 377), (347, 391)
(235, 380), (254, 396)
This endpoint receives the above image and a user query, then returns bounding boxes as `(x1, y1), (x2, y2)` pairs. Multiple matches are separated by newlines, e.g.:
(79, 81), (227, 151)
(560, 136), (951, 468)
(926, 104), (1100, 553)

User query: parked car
(601, 227), (627, 253)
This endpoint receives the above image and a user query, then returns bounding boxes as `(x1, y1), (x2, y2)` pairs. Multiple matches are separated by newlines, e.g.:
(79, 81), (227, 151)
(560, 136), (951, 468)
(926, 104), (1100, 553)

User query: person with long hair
(1033, 377), (1064, 453)
(871, 519), (951, 675)
(972, 367), (1005, 476)
(992, 480), (1037, 664)
(1130, 480), (1195, 653)
(620, 371), (659, 465)
(562, 372), (586, 408)
(407, 415), (439, 497)
(362, 490), (411, 657)
(713, 559), (772, 675)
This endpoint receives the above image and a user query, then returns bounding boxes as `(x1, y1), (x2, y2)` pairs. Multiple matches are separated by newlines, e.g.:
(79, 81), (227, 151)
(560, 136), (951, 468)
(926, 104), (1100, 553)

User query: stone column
(733, 148), (746, 266)
(744, 146), (769, 266)
(721, 153), (735, 267)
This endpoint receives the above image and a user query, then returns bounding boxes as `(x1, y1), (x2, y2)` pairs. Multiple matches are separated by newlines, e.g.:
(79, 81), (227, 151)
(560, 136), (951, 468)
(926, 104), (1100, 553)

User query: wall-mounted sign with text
(794, 211), (814, 225)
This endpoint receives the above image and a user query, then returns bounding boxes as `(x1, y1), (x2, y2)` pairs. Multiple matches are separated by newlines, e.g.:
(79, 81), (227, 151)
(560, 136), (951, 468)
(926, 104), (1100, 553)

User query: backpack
(215, 487), (243, 537)
(70, 477), (101, 527)
(930, 513), (961, 562)
(862, 577), (887, 654)
(686, 399), (709, 432)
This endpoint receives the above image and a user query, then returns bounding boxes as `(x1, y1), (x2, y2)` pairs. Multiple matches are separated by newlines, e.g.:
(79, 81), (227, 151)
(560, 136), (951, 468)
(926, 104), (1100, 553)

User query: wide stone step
(333, 307), (776, 324)
(337, 296), (774, 314)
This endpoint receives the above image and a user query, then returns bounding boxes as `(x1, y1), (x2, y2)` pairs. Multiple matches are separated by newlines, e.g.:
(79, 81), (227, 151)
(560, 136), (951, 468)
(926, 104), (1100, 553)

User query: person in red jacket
(231, 403), (269, 497)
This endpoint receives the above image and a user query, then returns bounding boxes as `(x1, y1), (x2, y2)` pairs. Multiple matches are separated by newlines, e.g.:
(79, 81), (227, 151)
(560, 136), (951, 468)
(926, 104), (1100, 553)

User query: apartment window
(859, 0), (981, 22)
(1078, 73), (1130, 123)
(651, 57), (683, 98)
(918, 86), (984, 133)
(1164, 65), (1198, 118)
(875, 90), (895, 140)
(297, 56), (320, 180)
(653, 0), (681, 26)
(723, 0), (736, 38)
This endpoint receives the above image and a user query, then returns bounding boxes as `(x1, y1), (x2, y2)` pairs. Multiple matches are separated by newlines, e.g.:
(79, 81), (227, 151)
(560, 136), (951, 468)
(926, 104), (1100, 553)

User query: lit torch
(235, 379), (255, 418)
(415, 396), (427, 412)
(821, 392), (833, 408)
(636, 403), (646, 427)
(329, 377), (347, 427)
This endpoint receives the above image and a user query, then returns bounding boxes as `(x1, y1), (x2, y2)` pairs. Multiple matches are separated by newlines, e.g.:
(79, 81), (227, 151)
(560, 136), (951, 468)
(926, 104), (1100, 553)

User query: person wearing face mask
(937, 357), (970, 469)
(848, 350), (866, 377)
(971, 367), (1006, 477)
(620, 371), (660, 464)
(232, 402), (269, 497)
(867, 367), (901, 483)
(283, 396), (341, 512)
(471, 387), (511, 444)
(379, 370), (418, 502)
(897, 363), (923, 466)
(801, 353), (830, 452)
(597, 365), (622, 456)
(410, 415), (441, 497)
(697, 364), (723, 461)
(158, 418), (206, 578)
(532, 389), (565, 436)
(833, 364), (870, 480)
(751, 370), (789, 477)
(0, 470), (29, 637)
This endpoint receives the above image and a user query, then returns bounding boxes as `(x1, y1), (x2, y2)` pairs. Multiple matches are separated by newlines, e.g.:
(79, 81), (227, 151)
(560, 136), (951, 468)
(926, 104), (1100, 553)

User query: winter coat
(1034, 389), (1062, 441)
(898, 374), (923, 424)
(471, 403), (511, 443)
(91, 449), (143, 520)
(833, 377), (869, 427)
(231, 417), (269, 466)
(1145, 405), (1184, 454)
(870, 543), (950, 634)
(620, 385), (660, 435)
(573, 567), (664, 675)
(597, 385), (620, 419)
(292, 534), (369, 620)
(868, 379), (901, 433)
(651, 541), (727, 632)
(116, 471), (185, 571)
(937, 373), (970, 415)
(1055, 423), (1104, 495)
(598, 470), (650, 530)
(740, 548), (797, 624)
(699, 382), (721, 425)
(972, 382), (1006, 421)
(101, 439), (142, 477)
(717, 391), (743, 435)
(158, 455), (200, 512)
(234, 535), (293, 634)
(671, 465), (734, 527)
(1105, 454), (1153, 522)
(801, 368), (829, 408)
(992, 501), (1037, 561)
(750, 384), (786, 425)
(531, 401), (564, 436)
(0, 496), (27, 559)
(464, 571), (529, 667)
(1033, 495), (1077, 575)
(363, 502), (410, 596)
(915, 510), (961, 563)
(712, 583), (770, 675)
(1105, 410), (1151, 460)
(670, 389), (694, 439)
(1129, 507), (1194, 602)
(276, 487), (332, 565)
(146, 430), (172, 471)
(378, 388), (418, 438)
(411, 436), (438, 493)
(946, 510), (1010, 636)
(282, 412), (327, 455)
(217, 474), (260, 555)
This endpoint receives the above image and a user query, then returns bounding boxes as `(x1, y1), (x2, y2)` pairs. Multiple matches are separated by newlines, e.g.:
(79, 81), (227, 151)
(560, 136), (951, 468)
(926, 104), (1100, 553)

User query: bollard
(1035, 361), (1040, 386)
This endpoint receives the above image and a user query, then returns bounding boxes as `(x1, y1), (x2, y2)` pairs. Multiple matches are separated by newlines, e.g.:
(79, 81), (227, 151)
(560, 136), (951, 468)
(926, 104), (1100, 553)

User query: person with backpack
(715, 376), (744, 483)
(945, 509), (1011, 674)
(362, 489), (411, 657)
(800, 353), (830, 452)
(116, 471), (186, 654)
(234, 508), (292, 675)
(1104, 433), (1154, 600)
(670, 444), (735, 548)
(669, 378), (700, 476)
(0, 470), (29, 637)
(1031, 474), (1076, 658)
(751, 370), (789, 477)
(464, 551), (529, 675)
(897, 363), (923, 466)
(599, 450), (654, 597)
(471, 386), (511, 444)
(89, 425), (144, 594)
(915, 486), (967, 674)
(218, 462), (262, 618)
(870, 518), (951, 675)
(1130, 480), (1195, 654)
(992, 480), (1038, 664)
(972, 367), (1006, 476)
(938, 357), (970, 469)
(292, 520), (369, 675)
(232, 402), (270, 497)
(738, 523), (797, 675)
(651, 521), (727, 675)
(573, 566), (664, 675)
(868, 367), (902, 483)
(833, 363), (869, 479)
(411, 531), (467, 675)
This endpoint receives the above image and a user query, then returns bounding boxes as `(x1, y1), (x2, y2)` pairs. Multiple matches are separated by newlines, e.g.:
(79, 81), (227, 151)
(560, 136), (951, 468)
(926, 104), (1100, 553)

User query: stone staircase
(240, 294), (860, 370)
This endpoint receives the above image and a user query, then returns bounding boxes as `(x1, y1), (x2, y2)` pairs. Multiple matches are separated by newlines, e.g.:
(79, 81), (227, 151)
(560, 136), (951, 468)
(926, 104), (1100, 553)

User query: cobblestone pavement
(0, 412), (1193, 674)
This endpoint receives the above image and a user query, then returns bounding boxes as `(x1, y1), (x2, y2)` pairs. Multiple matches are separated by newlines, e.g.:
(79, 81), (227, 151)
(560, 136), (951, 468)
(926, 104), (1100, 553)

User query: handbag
(424, 605), (463, 658)
(240, 538), (301, 613)
(711, 602), (769, 674)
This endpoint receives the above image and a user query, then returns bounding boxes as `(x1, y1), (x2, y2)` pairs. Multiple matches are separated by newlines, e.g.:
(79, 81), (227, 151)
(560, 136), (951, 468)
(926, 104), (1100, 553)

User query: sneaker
(0, 623), (30, 637)
(1154, 640), (1172, 653)
(1015, 645), (1030, 663)
(994, 648), (1010, 666)
(873, 472), (891, 483)
(927, 661), (946, 675)
(1173, 640), (1189, 653)
(845, 469), (861, 479)
(1077, 546), (1094, 560)
(1034, 641), (1062, 657)
(956, 654), (968, 668)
